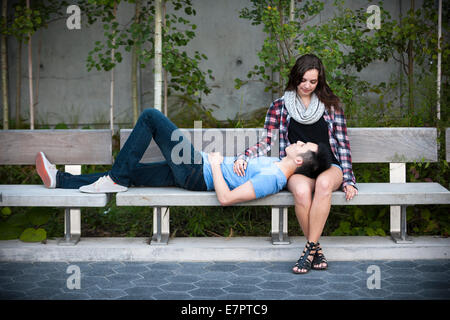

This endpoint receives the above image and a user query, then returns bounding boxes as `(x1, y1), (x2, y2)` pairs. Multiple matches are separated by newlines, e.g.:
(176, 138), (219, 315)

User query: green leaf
(421, 209), (431, 221)
(0, 222), (22, 240)
(1, 207), (12, 216)
(365, 227), (375, 236)
(424, 220), (438, 233)
(353, 207), (364, 222)
(26, 208), (51, 226)
(340, 221), (351, 233)
(375, 228), (386, 236)
(7, 212), (29, 227)
(19, 228), (47, 242)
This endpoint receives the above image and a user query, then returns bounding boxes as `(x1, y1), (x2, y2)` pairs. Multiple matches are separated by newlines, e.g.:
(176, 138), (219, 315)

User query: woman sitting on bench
(36, 108), (330, 207)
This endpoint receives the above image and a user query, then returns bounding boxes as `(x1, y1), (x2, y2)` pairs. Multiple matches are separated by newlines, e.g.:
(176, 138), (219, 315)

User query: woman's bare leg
(287, 174), (315, 240)
(308, 166), (343, 269)
(308, 166), (343, 242)
(287, 174), (315, 274)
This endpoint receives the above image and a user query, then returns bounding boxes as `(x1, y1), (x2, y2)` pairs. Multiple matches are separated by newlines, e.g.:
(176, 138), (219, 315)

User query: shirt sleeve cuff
(235, 154), (249, 163)
(342, 181), (357, 190)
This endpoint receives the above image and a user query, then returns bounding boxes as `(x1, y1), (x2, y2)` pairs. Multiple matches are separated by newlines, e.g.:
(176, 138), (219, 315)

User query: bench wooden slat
(0, 185), (109, 207)
(116, 183), (450, 207)
(120, 127), (437, 163)
(347, 128), (437, 162)
(0, 130), (113, 165)
(120, 128), (273, 163)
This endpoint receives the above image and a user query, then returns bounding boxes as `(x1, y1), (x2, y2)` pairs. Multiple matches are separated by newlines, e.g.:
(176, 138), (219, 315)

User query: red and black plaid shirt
(237, 97), (356, 189)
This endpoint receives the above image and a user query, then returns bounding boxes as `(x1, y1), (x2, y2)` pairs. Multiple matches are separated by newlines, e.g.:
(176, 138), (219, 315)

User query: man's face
(286, 140), (318, 159)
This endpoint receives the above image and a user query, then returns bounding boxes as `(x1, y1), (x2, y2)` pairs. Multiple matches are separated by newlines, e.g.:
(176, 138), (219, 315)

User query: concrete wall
(2, 0), (413, 128)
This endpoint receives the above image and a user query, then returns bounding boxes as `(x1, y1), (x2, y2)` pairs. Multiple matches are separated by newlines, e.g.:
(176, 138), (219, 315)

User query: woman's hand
(233, 159), (247, 177)
(343, 185), (358, 201)
(208, 152), (223, 166)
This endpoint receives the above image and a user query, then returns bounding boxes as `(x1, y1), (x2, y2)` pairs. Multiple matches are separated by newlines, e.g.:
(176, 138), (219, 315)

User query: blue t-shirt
(201, 152), (287, 199)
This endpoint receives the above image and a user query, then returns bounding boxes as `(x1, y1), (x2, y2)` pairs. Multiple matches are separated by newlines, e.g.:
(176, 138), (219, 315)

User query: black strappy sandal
(311, 242), (328, 270)
(292, 241), (318, 274)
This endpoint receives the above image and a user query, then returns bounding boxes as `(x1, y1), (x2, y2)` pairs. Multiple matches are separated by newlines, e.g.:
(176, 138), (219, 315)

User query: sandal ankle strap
(306, 241), (318, 250)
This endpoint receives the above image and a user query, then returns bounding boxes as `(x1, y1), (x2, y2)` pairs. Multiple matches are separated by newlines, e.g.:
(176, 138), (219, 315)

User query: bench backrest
(347, 127), (437, 163)
(0, 130), (113, 165)
(120, 127), (437, 163)
(121, 128), (274, 162)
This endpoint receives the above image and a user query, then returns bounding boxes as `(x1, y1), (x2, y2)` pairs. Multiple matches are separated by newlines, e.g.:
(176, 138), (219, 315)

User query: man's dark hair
(293, 142), (332, 179)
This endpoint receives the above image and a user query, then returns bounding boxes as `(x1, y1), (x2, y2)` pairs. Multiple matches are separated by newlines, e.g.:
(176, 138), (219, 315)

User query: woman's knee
(315, 166), (343, 197)
(291, 184), (313, 205)
(315, 177), (333, 197)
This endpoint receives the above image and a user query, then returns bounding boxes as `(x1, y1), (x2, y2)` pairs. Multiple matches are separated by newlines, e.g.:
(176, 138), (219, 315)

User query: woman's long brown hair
(285, 54), (341, 111)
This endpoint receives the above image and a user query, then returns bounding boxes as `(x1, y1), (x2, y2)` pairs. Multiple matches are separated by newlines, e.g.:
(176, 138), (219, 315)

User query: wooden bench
(0, 130), (112, 245)
(116, 127), (450, 245)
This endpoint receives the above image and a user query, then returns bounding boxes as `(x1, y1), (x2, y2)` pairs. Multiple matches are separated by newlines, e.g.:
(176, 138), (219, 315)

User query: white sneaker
(79, 175), (128, 193)
(35, 152), (58, 189)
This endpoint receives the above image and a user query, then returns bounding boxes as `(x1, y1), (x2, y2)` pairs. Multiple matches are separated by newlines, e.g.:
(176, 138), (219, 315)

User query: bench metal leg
(389, 163), (412, 243)
(271, 207), (290, 245)
(57, 165), (81, 246)
(390, 205), (413, 244)
(151, 207), (169, 245)
(57, 208), (80, 246)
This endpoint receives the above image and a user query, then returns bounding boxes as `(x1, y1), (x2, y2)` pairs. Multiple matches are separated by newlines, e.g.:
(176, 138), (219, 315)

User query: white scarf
(283, 90), (325, 124)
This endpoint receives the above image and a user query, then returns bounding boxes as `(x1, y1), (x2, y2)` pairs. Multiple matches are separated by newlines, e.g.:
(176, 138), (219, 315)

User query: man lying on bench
(36, 108), (330, 206)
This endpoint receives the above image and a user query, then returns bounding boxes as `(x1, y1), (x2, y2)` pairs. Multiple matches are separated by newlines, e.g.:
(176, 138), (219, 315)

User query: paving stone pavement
(0, 260), (449, 300)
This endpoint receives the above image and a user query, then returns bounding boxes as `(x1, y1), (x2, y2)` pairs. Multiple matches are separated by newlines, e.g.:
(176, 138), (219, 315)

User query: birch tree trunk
(288, 0), (295, 64)
(110, 1), (117, 133)
(163, 0), (168, 116)
(437, 0), (442, 121)
(289, 0), (295, 21)
(16, 40), (22, 128)
(277, 1), (283, 97)
(407, 0), (415, 118)
(1, 0), (8, 129)
(34, 31), (42, 115)
(26, 0), (34, 129)
(154, 0), (163, 112)
(131, 0), (141, 125)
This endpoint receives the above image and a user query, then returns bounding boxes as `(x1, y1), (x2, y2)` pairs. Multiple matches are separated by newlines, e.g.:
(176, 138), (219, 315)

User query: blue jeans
(57, 108), (207, 191)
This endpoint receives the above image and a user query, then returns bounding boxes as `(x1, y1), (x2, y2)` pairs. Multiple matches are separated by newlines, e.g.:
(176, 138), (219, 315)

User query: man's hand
(208, 152), (256, 206)
(233, 159), (247, 177)
(208, 152), (223, 166)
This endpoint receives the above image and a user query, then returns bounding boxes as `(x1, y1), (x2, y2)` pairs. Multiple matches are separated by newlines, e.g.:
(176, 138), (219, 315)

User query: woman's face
(296, 69), (319, 97)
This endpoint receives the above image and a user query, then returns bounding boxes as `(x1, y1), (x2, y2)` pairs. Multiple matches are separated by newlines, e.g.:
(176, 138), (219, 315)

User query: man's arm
(208, 152), (256, 206)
